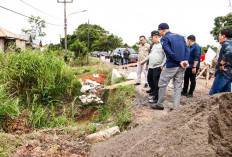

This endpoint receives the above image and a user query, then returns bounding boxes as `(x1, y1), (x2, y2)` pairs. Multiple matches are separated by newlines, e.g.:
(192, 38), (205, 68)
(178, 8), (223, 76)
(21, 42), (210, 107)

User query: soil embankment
(90, 92), (232, 157)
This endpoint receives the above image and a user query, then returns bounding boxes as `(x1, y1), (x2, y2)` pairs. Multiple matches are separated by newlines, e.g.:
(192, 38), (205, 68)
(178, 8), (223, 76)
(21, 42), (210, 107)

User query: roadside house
(0, 26), (30, 52)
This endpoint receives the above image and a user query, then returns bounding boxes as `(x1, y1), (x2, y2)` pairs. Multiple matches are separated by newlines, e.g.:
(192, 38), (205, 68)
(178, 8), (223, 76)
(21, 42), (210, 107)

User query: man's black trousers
(147, 67), (162, 98)
(183, 68), (198, 94)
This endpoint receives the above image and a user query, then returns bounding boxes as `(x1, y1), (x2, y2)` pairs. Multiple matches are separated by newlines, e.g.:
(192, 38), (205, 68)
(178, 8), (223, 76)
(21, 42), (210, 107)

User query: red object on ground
(79, 74), (107, 85)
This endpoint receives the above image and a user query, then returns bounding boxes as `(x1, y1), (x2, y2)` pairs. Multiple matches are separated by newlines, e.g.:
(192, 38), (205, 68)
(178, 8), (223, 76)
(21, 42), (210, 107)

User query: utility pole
(87, 19), (90, 64)
(57, 0), (73, 62)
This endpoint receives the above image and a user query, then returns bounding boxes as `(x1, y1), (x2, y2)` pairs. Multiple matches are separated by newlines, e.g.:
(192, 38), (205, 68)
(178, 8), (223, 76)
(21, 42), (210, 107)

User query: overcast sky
(0, 0), (231, 47)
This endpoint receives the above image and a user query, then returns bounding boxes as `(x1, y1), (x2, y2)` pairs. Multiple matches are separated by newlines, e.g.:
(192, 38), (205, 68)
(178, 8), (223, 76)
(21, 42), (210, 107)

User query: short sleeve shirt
(138, 43), (150, 61)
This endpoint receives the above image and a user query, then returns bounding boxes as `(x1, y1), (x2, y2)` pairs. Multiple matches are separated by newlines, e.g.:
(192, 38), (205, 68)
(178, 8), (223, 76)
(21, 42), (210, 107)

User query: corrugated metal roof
(0, 26), (20, 39)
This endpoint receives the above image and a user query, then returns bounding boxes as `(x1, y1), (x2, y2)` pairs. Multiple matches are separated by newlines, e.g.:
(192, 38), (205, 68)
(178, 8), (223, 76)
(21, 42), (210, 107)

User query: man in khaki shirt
(135, 35), (150, 88)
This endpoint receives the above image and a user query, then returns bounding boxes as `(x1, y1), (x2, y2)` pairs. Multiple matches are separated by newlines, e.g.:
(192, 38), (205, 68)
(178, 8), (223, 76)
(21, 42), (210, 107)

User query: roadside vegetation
(94, 84), (136, 130)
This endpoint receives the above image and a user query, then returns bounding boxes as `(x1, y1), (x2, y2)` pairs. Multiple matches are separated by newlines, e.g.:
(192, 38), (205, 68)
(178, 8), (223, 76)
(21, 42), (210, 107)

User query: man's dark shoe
(149, 99), (158, 103)
(169, 107), (174, 111)
(181, 91), (188, 96)
(187, 93), (193, 98)
(150, 104), (164, 110)
(146, 89), (153, 93)
(144, 84), (148, 88)
(134, 83), (140, 85)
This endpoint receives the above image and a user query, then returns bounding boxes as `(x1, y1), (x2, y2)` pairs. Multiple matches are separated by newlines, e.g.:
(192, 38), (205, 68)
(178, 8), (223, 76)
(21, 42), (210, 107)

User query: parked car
(100, 51), (109, 58)
(91, 51), (100, 57)
(110, 48), (138, 65)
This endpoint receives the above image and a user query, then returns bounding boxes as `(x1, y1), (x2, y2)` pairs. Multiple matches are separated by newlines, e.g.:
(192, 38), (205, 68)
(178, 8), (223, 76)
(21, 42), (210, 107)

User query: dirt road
(90, 59), (232, 157)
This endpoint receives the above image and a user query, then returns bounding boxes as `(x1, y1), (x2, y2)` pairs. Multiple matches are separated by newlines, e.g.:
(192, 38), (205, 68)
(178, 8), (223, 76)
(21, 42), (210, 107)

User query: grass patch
(94, 85), (136, 130)
(113, 75), (127, 84)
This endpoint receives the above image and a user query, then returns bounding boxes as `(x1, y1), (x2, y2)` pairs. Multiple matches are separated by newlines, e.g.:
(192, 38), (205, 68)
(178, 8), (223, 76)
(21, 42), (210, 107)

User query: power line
(19, 0), (61, 19)
(0, 5), (63, 26)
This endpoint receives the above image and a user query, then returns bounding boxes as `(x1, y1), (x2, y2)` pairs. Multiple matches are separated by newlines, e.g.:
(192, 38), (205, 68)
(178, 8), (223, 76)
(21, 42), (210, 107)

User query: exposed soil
(90, 91), (232, 157)
(2, 112), (31, 135)
(90, 59), (232, 157)
(79, 74), (107, 85)
(12, 129), (91, 157)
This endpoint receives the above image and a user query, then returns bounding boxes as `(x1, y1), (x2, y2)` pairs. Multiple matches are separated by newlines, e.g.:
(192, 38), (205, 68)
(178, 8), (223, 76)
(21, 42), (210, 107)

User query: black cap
(158, 23), (169, 30)
(150, 30), (161, 37)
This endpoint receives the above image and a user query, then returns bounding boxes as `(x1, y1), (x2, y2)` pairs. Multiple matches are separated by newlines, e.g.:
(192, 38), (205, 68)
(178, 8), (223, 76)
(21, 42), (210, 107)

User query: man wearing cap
(135, 35), (150, 88)
(140, 31), (166, 103)
(181, 35), (201, 98)
(151, 23), (190, 111)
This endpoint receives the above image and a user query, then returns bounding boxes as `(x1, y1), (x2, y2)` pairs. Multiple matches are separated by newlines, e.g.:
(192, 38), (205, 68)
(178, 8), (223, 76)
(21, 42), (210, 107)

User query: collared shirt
(188, 43), (201, 68)
(161, 32), (190, 68)
(138, 43), (150, 61)
(142, 42), (166, 69)
(216, 38), (232, 80)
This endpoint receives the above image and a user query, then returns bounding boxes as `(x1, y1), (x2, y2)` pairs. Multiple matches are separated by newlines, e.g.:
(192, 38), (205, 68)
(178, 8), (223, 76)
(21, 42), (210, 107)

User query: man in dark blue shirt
(210, 28), (232, 95)
(150, 23), (190, 111)
(181, 35), (201, 97)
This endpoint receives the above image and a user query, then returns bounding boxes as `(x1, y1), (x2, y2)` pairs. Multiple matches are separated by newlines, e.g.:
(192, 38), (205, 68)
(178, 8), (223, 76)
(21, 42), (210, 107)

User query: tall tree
(210, 13), (232, 41)
(22, 15), (46, 40)
(91, 34), (123, 51)
(69, 39), (87, 58)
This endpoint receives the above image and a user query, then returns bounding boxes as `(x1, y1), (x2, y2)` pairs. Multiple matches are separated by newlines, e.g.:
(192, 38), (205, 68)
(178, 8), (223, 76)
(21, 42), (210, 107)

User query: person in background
(209, 28), (232, 95)
(200, 49), (207, 62)
(181, 35), (201, 98)
(151, 23), (190, 111)
(135, 35), (150, 88)
(123, 47), (130, 69)
(140, 30), (166, 104)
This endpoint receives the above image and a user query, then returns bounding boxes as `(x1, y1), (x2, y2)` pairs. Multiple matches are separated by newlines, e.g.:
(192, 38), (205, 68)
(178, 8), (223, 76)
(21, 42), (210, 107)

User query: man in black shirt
(123, 47), (130, 69)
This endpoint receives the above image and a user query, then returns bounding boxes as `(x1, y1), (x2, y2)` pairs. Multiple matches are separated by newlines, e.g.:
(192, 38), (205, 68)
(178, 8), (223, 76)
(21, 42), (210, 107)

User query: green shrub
(115, 108), (132, 129)
(0, 50), (82, 105)
(0, 86), (20, 123)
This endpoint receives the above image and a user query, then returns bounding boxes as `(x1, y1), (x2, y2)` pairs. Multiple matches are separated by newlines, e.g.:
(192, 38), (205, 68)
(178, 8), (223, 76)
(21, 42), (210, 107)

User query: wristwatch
(193, 67), (196, 68)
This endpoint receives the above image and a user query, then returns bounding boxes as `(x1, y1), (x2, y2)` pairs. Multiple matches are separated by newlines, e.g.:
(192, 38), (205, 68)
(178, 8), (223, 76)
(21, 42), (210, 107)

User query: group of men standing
(132, 23), (232, 111)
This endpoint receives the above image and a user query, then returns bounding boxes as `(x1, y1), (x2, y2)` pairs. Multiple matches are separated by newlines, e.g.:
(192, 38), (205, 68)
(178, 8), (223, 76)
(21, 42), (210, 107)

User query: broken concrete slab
(79, 94), (104, 104)
(85, 126), (120, 143)
(111, 69), (121, 84)
(85, 79), (100, 87)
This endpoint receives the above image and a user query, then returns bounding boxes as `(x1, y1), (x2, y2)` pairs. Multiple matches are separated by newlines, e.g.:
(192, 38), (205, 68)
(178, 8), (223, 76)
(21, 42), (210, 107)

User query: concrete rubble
(85, 126), (120, 143)
(79, 75), (104, 104)
(79, 94), (104, 104)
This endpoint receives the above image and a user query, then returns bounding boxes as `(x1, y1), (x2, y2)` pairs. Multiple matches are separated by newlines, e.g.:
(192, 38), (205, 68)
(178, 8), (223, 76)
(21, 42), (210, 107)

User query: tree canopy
(210, 13), (232, 41)
(61, 23), (123, 52)
(22, 15), (46, 40)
